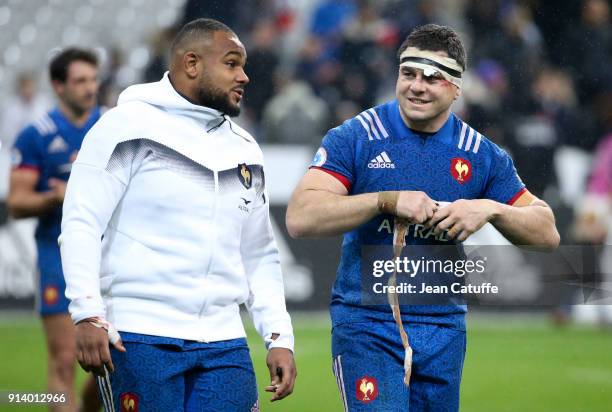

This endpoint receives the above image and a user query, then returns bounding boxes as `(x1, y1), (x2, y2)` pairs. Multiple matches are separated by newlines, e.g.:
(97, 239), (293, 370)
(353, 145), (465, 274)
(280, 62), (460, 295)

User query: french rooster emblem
(238, 163), (252, 189)
(356, 376), (378, 403)
(455, 160), (469, 181)
(359, 378), (375, 400)
(120, 393), (138, 412)
(451, 157), (472, 184)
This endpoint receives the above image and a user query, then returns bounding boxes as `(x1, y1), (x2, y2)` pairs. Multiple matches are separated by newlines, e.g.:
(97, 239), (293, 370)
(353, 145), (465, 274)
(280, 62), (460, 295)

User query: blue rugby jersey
(311, 100), (526, 330)
(12, 107), (101, 243)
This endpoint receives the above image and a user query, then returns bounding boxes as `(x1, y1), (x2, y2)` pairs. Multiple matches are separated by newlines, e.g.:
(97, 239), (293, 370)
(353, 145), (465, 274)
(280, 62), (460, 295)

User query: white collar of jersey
(399, 47), (463, 88)
(117, 72), (225, 128)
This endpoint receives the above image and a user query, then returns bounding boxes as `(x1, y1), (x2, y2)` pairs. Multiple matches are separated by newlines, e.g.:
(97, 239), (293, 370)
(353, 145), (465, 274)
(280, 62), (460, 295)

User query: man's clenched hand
(75, 318), (126, 376)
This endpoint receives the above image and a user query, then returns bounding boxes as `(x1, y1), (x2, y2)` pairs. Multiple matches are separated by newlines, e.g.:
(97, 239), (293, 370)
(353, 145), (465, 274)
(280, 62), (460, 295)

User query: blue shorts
(36, 242), (69, 316)
(332, 321), (466, 411)
(97, 334), (259, 412)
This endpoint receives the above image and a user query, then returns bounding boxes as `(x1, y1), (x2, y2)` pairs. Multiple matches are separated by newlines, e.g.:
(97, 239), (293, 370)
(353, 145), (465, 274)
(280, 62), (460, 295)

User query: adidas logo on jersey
(48, 135), (68, 153)
(368, 151), (395, 168)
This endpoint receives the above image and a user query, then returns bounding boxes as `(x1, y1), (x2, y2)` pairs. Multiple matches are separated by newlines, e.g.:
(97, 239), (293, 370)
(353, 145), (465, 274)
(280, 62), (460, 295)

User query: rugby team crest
(10, 149), (22, 167)
(356, 376), (378, 403)
(311, 147), (327, 167)
(120, 392), (139, 412)
(238, 163), (252, 189)
(450, 157), (472, 184)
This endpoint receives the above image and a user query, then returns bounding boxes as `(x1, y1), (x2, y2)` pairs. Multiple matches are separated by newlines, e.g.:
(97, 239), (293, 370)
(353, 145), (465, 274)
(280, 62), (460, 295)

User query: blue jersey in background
(12, 107), (101, 314)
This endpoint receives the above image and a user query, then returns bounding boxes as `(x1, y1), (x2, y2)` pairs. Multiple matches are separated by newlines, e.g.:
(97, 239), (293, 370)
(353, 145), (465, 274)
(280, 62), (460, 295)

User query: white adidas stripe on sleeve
(368, 109), (389, 138)
(356, 115), (374, 141)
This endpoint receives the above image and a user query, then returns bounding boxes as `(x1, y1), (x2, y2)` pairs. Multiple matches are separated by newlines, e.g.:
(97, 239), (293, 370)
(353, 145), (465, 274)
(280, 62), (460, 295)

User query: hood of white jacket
(117, 71), (226, 129)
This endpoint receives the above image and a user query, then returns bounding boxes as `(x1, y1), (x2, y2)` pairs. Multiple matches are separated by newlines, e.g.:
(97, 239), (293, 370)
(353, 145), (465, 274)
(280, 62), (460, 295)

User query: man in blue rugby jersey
(287, 24), (560, 411)
(8, 48), (102, 411)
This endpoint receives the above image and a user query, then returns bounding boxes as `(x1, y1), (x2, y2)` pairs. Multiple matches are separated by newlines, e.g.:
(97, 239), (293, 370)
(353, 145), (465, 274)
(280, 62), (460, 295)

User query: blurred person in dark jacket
(561, 0), (612, 104)
(506, 67), (585, 198)
(262, 70), (328, 145)
(242, 18), (280, 123)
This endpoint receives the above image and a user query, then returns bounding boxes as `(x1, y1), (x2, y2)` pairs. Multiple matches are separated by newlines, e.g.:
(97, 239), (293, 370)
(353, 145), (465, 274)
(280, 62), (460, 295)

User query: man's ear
(183, 51), (199, 79)
(454, 85), (462, 100)
(51, 80), (64, 97)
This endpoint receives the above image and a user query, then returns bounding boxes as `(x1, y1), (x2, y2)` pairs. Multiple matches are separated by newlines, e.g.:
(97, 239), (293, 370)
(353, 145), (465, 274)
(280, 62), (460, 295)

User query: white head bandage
(399, 47), (464, 88)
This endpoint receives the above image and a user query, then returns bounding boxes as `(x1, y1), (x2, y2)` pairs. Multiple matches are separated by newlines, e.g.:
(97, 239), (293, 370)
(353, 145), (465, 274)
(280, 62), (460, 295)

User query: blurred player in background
(573, 132), (612, 323)
(287, 24), (559, 411)
(60, 18), (295, 411)
(574, 133), (612, 245)
(7, 48), (102, 411)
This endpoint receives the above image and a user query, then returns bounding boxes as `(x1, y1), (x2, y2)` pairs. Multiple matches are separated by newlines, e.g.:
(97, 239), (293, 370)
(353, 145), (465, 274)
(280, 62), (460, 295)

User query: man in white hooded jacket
(59, 18), (296, 411)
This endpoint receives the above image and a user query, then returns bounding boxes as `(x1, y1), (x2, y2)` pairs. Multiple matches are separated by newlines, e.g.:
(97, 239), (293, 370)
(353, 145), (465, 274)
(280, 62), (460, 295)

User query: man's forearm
(490, 201), (560, 249)
(7, 191), (59, 218)
(286, 190), (379, 238)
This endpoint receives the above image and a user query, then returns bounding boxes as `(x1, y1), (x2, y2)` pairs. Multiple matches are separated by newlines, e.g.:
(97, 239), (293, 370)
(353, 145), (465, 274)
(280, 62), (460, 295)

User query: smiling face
(194, 30), (249, 116)
(395, 50), (461, 132)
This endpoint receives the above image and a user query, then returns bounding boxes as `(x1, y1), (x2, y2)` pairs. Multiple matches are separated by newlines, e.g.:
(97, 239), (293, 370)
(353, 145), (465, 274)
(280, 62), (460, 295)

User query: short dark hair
(49, 47), (98, 83)
(397, 24), (466, 71)
(171, 18), (234, 54)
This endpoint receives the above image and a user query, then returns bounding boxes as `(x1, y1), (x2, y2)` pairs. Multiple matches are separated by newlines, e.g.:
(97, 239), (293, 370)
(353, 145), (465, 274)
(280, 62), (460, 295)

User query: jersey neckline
(388, 100), (457, 145)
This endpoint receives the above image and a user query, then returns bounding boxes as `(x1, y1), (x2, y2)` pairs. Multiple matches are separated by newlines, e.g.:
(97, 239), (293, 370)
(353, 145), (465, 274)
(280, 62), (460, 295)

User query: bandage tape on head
(399, 47), (463, 88)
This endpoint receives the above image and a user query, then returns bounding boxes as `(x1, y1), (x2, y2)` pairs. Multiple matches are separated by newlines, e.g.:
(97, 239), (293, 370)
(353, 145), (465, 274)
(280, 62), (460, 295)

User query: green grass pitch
(0, 312), (611, 411)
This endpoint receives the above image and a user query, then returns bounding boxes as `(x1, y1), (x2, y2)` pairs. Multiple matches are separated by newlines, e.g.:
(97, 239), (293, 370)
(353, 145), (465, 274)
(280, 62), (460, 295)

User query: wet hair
(397, 24), (467, 71)
(49, 48), (98, 83)
(171, 18), (235, 54)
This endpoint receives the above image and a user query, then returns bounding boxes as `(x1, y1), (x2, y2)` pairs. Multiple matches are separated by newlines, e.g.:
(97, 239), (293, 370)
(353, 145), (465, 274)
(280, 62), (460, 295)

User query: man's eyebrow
(223, 50), (244, 58)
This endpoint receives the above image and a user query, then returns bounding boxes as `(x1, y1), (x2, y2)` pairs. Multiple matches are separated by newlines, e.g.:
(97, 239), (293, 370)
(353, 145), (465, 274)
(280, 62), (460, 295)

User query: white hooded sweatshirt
(59, 73), (294, 351)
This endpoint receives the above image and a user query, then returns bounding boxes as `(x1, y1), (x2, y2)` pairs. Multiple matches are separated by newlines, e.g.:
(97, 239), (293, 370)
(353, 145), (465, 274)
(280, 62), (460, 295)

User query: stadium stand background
(0, 0), (611, 318)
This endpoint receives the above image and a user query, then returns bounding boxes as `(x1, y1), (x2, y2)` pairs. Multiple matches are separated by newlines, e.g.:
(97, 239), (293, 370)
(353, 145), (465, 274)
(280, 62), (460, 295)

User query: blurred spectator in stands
(143, 27), (177, 83)
(0, 73), (52, 151)
(593, 85), (612, 144)
(533, 0), (581, 57)
(571, 130), (612, 325)
(237, 0), (290, 35)
(337, 0), (398, 108)
(384, 0), (444, 41)
(242, 18), (280, 124)
(180, 0), (240, 32)
(310, 0), (356, 44)
(181, 0), (285, 38)
(0, 73), (52, 200)
(573, 133), (612, 245)
(506, 67), (582, 199)
(297, 0), (355, 96)
(331, 99), (361, 127)
(468, 2), (544, 112)
(458, 60), (510, 147)
(560, 0), (612, 105)
(98, 47), (124, 107)
(464, 0), (504, 38)
(296, 36), (344, 106)
(262, 70), (328, 146)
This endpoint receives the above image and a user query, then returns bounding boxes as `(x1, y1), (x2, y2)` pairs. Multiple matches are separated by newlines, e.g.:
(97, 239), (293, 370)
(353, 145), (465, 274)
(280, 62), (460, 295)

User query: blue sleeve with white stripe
(12, 126), (43, 169)
(311, 124), (356, 186)
(483, 143), (526, 204)
(355, 108), (390, 142)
